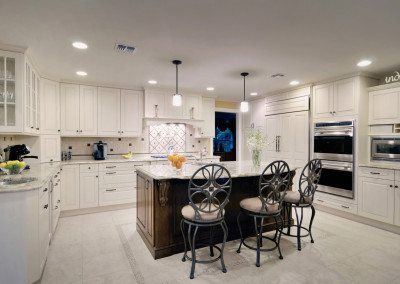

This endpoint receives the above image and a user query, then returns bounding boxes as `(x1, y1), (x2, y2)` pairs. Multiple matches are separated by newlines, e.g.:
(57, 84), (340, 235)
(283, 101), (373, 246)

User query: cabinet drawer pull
(43, 188), (48, 192)
(395, 185), (399, 189)
(44, 204), (48, 209)
(55, 205), (59, 210)
(390, 185), (393, 188)
(54, 183), (58, 186)
(106, 166), (116, 169)
(341, 205), (350, 209)
(106, 172), (116, 175)
(57, 199), (61, 203)
(317, 199), (324, 203)
(369, 172), (381, 175)
(106, 188), (117, 192)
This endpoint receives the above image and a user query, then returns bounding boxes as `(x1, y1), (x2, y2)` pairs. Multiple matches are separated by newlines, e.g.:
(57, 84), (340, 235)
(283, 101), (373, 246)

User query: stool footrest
(183, 245), (222, 264)
(241, 234), (280, 252)
(281, 225), (310, 238)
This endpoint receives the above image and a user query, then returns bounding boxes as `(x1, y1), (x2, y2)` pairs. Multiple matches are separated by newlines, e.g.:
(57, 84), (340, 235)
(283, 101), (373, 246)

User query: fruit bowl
(0, 160), (27, 175)
(168, 154), (187, 172)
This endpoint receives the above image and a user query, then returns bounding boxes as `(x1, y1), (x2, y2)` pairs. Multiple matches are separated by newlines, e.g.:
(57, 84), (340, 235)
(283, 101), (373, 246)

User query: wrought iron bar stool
(282, 159), (322, 251)
(236, 160), (291, 267)
(180, 164), (232, 279)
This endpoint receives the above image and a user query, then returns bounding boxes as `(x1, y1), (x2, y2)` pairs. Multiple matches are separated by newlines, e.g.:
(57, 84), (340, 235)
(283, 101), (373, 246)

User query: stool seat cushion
(240, 197), (280, 215)
(181, 203), (224, 222)
(283, 191), (312, 204)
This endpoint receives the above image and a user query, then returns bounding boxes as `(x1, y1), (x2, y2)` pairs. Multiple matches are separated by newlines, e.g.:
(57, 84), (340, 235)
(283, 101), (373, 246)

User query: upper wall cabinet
(195, 97), (215, 138)
(369, 86), (400, 125)
(60, 83), (97, 136)
(0, 50), (23, 133)
(25, 60), (41, 134)
(40, 79), (60, 135)
(183, 94), (202, 119)
(144, 90), (166, 118)
(313, 78), (356, 119)
(98, 87), (142, 137)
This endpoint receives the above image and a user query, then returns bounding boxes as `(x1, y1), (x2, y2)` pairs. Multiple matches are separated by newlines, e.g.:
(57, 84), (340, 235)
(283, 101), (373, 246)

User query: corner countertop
(135, 161), (299, 180)
(0, 162), (61, 194)
(359, 162), (400, 170)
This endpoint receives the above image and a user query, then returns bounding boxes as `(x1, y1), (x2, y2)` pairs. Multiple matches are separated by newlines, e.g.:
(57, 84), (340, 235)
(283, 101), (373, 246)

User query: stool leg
(236, 212), (243, 253)
(309, 205), (316, 243)
(287, 203), (292, 235)
(254, 216), (261, 267)
(260, 217), (264, 247)
(294, 207), (302, 251)
(277, 214), (284, 260)
(220, 220), (228, 273)
(272, 216), (278, 241)
(209, 226), (214, 257)
(189, 226), (199, 279)
(181, 219), (187, 262)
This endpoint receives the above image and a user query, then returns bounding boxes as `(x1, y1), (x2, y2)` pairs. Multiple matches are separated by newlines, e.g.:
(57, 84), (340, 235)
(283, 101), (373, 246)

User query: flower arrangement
(246, 128), (267, 151)
(0, 160), (27, 175)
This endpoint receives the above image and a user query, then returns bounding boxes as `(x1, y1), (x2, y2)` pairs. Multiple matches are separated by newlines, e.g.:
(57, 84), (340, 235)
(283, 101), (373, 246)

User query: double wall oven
(313, 121), (354, 199)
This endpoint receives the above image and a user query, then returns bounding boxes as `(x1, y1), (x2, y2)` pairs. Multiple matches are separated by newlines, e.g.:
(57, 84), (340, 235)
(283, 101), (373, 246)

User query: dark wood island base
(136, 168), (296, 259)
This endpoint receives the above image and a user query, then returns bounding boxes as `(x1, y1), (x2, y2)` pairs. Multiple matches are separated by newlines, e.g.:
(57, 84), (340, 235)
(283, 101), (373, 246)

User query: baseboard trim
(315, 204), (400, 235)
(60, 203), (135, 217)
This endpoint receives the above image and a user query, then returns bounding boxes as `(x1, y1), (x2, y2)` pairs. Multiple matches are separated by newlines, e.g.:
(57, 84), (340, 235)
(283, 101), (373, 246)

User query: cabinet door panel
(395, 185), (400, 226)
(145, 91), (165, 118)
(60, 84), (80, 136)
(98, 87), (120, 136)
(369, 91), (399, 124)
(40, 135), (60, 163)
(60, 165), (80, 210)
(184, 95), (201, 119)
(199, 97), (215, 137)
(121, 89), (141, 136)
(359, 177), (394, 224)
(278, 113), (292, 159)
(313, 83), (333, 118)
(292, 111), (309, 163)
(136, 174), (147, 229)
(334, 78), (356, 116)
(79, 172), (99, 208)
(41, 79), (60, 134)
(265, 115), (280, 159)
(79, 85), (97, 136)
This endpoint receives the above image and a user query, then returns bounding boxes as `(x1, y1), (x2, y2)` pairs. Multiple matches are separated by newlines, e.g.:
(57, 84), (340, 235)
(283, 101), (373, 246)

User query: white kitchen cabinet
(79, 171), (99, 209)
(250, 98), (266, 128)
(358, 177), (394, 224)
(41, 79), (60, 134)
(265, 115), (280, 160)
(60, 164), (80, 210)
(24, 60), (41, 134)
(184, 94), (202, 119)
(196, 97), (215, 138)
(369, 87), (400, 125)
(79, 85), (97, 135)
(40, 135), (60, 163)
(98, 87), (120, 136)
(395, 181), (400, 226)
(313, 78), (356, 119)
(145, 90), (166, 118)
(51, 172), (61, 234)
(39, 184), (50, 272)
(120, 89), (142, 136)
(60, 83), (80, 135)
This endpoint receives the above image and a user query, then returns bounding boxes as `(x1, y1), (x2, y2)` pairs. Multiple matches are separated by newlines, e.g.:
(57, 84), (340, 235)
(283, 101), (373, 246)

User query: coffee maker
(3, 144), (39, 169)
(92, 141), (107, 160)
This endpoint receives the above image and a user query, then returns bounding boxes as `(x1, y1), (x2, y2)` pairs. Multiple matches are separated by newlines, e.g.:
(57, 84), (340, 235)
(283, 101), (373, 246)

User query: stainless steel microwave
(371, 137), (400, 161)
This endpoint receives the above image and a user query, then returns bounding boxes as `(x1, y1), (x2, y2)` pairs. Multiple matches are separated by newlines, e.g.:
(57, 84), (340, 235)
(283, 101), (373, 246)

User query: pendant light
(240, 72), (249, 112)
(172, 60), (182, 107)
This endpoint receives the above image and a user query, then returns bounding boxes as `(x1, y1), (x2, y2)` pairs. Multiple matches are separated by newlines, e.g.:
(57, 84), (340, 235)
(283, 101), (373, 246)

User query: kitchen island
(135, 161), (297, 259)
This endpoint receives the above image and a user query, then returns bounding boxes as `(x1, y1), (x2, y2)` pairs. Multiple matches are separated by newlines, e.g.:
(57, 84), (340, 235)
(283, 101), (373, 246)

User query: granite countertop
(135, 161), (299, 180)
(359, 162), (400, 170)
(61, 155), (220, 165)
(0, 162), (61, 193)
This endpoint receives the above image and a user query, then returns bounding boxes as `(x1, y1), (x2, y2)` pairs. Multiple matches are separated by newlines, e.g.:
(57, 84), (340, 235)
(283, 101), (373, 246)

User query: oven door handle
(323, 164), (352, 172)
(314, 131), (353, 137)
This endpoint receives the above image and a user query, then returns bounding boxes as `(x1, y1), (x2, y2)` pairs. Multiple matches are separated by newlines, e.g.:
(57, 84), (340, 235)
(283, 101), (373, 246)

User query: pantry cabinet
(60, 164), (80, 210)
(368, 86), (400, 125)
(40, 79), (60, 134)
(313, 77), (356, 119)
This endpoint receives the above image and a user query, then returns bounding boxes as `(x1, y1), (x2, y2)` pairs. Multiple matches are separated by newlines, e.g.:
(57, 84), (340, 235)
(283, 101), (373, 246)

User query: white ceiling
(1, 0), (400, 101)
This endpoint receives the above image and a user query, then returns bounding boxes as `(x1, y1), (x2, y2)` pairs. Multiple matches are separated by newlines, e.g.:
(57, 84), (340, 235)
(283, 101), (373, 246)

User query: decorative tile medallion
(149, 123), (186, 153)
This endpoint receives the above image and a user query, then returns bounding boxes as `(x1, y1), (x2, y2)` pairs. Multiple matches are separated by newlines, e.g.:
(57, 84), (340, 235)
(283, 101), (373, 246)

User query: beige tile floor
(42, 208), (400, 284)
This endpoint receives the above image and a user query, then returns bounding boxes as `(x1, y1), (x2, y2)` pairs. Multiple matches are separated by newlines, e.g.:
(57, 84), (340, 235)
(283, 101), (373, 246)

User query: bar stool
(282, 159), (322, 251)
(236, 160), (291, 267)
(180, 164), (232, 279)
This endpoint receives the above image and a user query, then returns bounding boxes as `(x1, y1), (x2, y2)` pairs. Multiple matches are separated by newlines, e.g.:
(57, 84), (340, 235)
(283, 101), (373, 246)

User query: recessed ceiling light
(250, 92), (258, 96)
(76, 71), (87, 76)
(290, 80), (299, 86)
(206, 87), (215, 91)
(357, 59), (372, 67)
(148, 80), (157, 84)
(72, 42), (88, 49)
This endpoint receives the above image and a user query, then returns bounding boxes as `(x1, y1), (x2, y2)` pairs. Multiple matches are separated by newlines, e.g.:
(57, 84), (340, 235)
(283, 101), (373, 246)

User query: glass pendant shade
(240, 101), (249, 112)
(172, 93), (182, 106)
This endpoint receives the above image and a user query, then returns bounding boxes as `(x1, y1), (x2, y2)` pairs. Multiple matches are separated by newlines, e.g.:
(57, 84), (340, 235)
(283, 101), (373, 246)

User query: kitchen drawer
(314, 196), (358, 214)
(99, 171), (136, 187)
(99, 162), (143, 172)
(359, 167), (394, 180)
(99, 186), (136, 206)
(80, 164), (99, 173)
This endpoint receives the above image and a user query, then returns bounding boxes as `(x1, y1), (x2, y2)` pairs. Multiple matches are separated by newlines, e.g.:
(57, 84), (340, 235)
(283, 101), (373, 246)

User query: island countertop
(135, 160), (299, 180)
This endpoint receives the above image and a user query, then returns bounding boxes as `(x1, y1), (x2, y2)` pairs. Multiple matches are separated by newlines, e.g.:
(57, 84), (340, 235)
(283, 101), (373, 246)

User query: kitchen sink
(0, 177), (38, 186)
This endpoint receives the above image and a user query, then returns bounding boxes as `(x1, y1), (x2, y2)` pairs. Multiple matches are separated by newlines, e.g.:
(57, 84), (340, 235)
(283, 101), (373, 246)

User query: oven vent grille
(114, 43), (136, 54)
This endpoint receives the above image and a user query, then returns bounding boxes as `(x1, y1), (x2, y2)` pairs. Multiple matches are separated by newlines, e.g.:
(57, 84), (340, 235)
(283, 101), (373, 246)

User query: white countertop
(135, 161), (299, 180)
(0, 162), (60, 193)
(359, 162), (400, 170)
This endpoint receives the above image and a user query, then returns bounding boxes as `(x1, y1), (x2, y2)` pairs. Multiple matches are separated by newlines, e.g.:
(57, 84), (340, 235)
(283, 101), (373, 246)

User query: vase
(252, 150), (261, 167)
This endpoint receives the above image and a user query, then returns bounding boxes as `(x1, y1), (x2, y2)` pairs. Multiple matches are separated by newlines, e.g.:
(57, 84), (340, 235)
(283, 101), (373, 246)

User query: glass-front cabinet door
(0, 51), (21, 131)
(24, 60), (40, 134)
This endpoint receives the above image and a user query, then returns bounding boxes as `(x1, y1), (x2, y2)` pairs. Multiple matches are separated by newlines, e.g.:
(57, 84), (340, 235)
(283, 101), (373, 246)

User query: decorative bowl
(0, 161), (27, 175)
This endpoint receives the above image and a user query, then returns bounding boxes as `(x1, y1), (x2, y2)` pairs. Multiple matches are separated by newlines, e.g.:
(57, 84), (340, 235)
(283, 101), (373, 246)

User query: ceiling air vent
(114, 43), (136, 54)
(270, 73), (285, 78)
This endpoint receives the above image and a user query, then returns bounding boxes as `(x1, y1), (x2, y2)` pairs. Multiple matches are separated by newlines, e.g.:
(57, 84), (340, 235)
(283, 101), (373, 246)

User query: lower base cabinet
(61, 165), (80, 210)
(39, 185), (50, 272)
(136, 173), (154, 244)
(79, 165), (99, 208)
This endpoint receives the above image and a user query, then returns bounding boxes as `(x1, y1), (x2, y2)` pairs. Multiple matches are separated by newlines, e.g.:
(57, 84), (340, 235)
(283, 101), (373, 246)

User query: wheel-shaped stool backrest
(298, 159), (322, 204)
(188, 164), (232, 222)
(259, 160), (291, 213)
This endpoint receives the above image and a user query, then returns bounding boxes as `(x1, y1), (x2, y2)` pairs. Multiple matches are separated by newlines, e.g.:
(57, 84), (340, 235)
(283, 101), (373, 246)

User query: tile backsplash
(61, 124), (209, 157)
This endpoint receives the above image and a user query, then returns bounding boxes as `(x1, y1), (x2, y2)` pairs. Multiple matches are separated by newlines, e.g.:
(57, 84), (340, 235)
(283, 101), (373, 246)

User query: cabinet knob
(121, 131), (124, 134)
(395, 185), (398, 189)
(36, 128), (39, 130)
(76, 130), (79, 132)
(390, 185), (393, 188)
(43, 188), (48, 192)
(55, 205), (59, 210)
(44, 204), (48, 209)
(58, 129), (60, 132)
